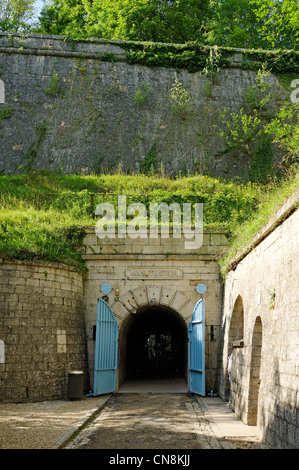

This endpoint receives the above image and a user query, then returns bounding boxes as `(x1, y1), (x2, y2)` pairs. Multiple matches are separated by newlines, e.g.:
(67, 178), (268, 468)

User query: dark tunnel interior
(123, 305), (188, 381)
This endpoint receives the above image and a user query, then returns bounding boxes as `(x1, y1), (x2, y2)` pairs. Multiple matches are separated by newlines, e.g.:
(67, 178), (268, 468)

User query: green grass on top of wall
(0, 168), (298, 273)
(218, 165), (299, 277)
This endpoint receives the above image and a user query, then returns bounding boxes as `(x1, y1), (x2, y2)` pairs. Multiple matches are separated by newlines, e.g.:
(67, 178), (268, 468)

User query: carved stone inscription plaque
(126, 268), (182, 279)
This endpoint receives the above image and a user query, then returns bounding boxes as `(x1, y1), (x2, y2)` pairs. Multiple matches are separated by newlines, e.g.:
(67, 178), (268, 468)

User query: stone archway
(109, 286), (192, 391)
(227, 295), (245, 403)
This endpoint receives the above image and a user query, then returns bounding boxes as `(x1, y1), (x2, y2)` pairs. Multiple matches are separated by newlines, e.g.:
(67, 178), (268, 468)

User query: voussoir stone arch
(110, 285), (193, 324)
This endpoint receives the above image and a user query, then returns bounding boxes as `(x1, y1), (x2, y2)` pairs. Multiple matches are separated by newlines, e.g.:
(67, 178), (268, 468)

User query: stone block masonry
(0, 228), (228, 403)
(219, 191), (299, 449)
(0, 260), (88, 403)
(82, 227), (228, 393)
(0, 32), (287, 178)
(0, 191), (298, 450)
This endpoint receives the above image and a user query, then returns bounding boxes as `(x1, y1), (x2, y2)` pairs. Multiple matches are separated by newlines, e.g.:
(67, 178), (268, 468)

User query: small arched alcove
(226, 295), (245, 402)
(248, 316), (263, 425)
(229, 295), (244, 347)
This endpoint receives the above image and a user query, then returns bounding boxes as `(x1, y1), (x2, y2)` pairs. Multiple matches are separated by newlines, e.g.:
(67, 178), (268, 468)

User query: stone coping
(0, 257), (79, 272)
(0, 31), (290, 54)
(0, 31), (289, 68)
(83, 225), (229, 234)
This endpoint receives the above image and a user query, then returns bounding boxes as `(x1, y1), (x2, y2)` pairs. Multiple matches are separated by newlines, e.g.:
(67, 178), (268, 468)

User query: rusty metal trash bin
(68, 370), (84, 400)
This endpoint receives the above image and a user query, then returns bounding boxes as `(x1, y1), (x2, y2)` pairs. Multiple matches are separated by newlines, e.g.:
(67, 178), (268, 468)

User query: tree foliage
(0, 0), (36, 32)
(250, 0), (299, 49)
(37, 0), (87, 37)
(265, 102), (299, 167)
(206, 0), (266, 49)
(83, 0), (211, 43)
(37, 0), (212, 43)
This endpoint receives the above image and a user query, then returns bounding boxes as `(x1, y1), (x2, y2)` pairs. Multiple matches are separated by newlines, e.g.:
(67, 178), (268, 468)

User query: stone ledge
(0, 258), (81, 273)
(82, 253), (221, 261)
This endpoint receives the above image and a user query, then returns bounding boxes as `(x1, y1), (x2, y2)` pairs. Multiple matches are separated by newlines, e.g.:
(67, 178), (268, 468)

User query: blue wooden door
(188, 299), (205, 396)
(93, 299), (118, 396)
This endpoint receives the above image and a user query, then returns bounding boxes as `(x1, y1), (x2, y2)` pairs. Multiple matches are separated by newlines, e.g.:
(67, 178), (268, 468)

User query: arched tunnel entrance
(118, 305), (188, 391)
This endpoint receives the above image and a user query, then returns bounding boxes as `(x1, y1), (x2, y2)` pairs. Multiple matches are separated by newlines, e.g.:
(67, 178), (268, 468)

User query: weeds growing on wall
(217, 67), (294, 183)
(249, 135), (274, 183)
(134, 82), (150, 106)
(45, 71), (62, 96)
(0, 107), (14, 126)
(139, 143), (158, 174)
(170, 73), (194, 116)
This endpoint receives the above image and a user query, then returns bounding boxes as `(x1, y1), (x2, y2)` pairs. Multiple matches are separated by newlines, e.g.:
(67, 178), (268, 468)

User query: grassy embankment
(0, 168), (298, 275)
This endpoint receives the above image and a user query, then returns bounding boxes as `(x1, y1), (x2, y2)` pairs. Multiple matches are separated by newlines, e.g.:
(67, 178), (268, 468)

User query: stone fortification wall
(82, 228), (228, 392)
(0, 260), (88, 403)
(0, 32), (287, 178)
(219, 191), (299, 449)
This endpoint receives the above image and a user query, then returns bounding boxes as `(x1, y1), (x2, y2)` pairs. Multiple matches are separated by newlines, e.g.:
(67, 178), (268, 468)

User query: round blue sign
(101, 283), (112, 294)
(195, 283), (207, 294)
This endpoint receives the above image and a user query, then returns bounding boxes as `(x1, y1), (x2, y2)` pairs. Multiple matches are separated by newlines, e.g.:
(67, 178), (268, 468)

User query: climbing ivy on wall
(241, 50), (299, 74)
(36, 34), (298, 74)
(19, 122), (48, 172)
(123, 41), (232, 74)
(83, 38), (299, 76)
(139, 143), (157, 175)
(0, 107), (14, 126)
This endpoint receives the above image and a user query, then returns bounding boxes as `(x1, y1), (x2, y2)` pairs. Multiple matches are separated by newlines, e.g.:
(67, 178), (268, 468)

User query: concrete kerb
(195, 396), (262, 447)
(194, 397), (231, 449)
(51, 395), (111, 449)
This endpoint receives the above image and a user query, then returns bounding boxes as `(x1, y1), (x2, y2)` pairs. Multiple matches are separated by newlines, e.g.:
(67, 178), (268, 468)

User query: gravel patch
(0, 397), (107, 449)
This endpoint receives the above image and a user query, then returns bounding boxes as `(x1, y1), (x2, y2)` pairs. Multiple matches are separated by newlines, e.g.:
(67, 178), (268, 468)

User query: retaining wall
(0, 260), (88, 402)
(0, 32), (286, 178)
(219, 192), (299, 449)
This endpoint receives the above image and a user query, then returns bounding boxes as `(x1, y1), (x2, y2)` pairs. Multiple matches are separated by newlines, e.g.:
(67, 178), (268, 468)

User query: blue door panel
(93, 299), (118, 396)
(188, 299), (205, 396)
(94, 370), (116, 395)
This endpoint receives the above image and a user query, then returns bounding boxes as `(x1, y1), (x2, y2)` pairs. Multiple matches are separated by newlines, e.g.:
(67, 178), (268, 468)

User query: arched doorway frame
(120, 304), (188, 384)
(226, 295), (245, 403)
(109, 285), (193, 390)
